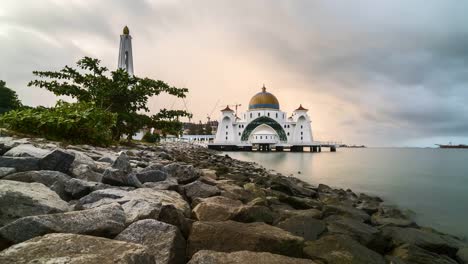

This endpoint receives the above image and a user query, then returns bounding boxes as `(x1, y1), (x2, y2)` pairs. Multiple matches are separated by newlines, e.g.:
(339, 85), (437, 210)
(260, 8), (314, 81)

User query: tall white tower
(118, 26), (134, 76)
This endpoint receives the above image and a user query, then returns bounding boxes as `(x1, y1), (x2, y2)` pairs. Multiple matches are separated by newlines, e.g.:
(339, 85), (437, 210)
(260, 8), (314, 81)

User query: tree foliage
(0, 80), (22, 114)
(28, 57), (191, 140)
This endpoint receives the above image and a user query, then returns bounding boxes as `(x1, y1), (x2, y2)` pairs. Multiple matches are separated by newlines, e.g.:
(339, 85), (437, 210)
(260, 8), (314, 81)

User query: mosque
(209, 86), (334, 152)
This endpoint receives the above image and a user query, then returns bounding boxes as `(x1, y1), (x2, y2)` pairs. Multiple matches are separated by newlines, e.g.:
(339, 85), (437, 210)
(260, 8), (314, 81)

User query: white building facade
(118, 26), (134, 76)
(209, 86), (315, 151)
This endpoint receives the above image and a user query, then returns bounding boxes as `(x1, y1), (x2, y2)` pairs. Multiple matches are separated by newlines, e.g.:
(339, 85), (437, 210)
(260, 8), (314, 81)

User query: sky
(1, 0), (467, 147)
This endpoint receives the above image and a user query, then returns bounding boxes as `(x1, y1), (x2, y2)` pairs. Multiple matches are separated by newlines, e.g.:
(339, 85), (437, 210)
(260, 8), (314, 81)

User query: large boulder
(0, 233), (154, 263)
(322, 204), (370, 222)
(116, 219), (186, 264)
(233, 205), (278, 224)
(382, 227), (464, 257)
(136, 169), (167, 183)
(3, 170), (71, 200)
(64, 178), (107, 199)
(163, 163), (200, 184)
(38, 149), (75, 173)
(457, 247), (468, 264)
(0, 203), (125, 245)
(276, 215), (326, 241)
(0, 157), (40, 172)
(187, 220), (304, 258)
(303, 234), (386, 264)
(188, 250), (318, 264)
(371, 205), (415, 227)
(192, 196), (243, 221)
(0, 167), (16, 178)
(143, 176), (178, 191)
(390, 244), (459, 264)
(121, 199), (162, 225)
(71, 164), (103, 182)
(269, 176), (317, 198)
(102, 152), (141, 187)
(184, 181), (220, 201)
(3, 144), (49, 158)
(326, 216), (380, 246)
(0, 180), (69, 227)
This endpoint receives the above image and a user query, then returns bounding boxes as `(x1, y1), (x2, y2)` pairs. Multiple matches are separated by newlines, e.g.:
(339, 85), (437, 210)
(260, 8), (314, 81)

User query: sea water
(224, 148), (468, 238)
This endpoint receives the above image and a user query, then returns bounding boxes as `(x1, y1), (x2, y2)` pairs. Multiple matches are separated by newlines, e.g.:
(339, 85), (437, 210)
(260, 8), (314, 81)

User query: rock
(322, 204), (370, 222)
(303, 234), (386, 264)
(116, 219), (186, 264)
(163, 163), (200, 184)
(390, 244), (459, 264)
(136, 169), (167, 183)
(0, 156), (40, 172)
(457, 247), (468, 264)
(270, 176), (317, 197)
(201, 169), (217, 180)
(192, 196), (243, 221)
(280, 195), (323, 210)
(0, 180), (69, 226)
(219, 182), (255, 202)
(382, 226), (464, 257)
(275, 209), (322, 223)
(98, 156), (115, 163)
(184, 181), (220, 201)
(143, 176), (178, 191)
(233, 205), (277, 224)
(122, 199), (162, 225)
(371, 205), (415, 227)
(356, 194), (382, 215)
(3, 144), (49, 158)
(276, 215), (326, 241)
(4, 170), (71, 200)
(188, 250), (318, 264)
(71, 164), (103, 182)
(38, 149), (75, 173)
(0, 167), (16, 178)
(244, 183), (267, 198)
(0, 233), (154, 263)
(158, 204), (191, 238)
(68, 149), (97, 170)
(64, 178), (107, 199)
(0, 203), (125, 245)
(102, 168), (142, 187)
(317, 183), (333, 193)
(187, 220), (304, 258)
(326, 216), (380, 246)
(113, 152), (133, 173)
(247, 197), (269, 207)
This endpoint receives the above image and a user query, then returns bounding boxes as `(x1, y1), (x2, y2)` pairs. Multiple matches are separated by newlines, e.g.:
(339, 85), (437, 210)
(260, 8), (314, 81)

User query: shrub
(0, 101), (116, 146)
(142, 132), (160, 143)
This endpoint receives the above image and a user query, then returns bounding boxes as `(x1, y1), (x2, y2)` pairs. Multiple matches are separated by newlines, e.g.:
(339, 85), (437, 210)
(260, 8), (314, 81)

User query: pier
(208, 141), (340, 152)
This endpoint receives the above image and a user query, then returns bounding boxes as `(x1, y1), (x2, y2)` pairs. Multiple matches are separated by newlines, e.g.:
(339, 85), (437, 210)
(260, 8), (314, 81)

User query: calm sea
(223, 148), (468, 238)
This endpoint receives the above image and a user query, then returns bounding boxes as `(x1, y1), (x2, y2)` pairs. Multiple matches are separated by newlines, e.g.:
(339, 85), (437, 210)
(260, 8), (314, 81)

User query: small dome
(123, 26), (130, 35)
(248, 85), (280, 110)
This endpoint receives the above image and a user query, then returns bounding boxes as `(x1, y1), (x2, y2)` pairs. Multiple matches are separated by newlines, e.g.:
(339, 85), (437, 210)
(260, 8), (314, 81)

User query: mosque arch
(241, 116), (287, 141)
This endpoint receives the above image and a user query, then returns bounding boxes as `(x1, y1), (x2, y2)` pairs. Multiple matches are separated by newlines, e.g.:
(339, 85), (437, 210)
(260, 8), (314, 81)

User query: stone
(270, 175), (317, 197)
(201, 169), (217, 179)
(158, 204), (191, 238)
(322, 204), (370, 222)
(0, 203), (126, 245)
(219, 182), (255, 202)
(390, 244), (459, 264)
(275, 209), (322, 223)
(276, 215), (326, 241)
(113, 152), (133, 173)
(233, 205), (277, 224)
(382, 226), (464, 257)
(0, 233), (154, 264)
(192, 196), (243, 221)
(188, 250), (318, 264)
(102, 168), (142, 187)
(116, 219), (186, 264)
(280, 195), (323, 210)
(326, 216), (380, 246)
(0, 156), (40, 172)
(68, 149), (97, 170)
(38, 149), (75, 173)
(187, 220), (304, 258)
(371, 205), (415, 227)
(163, 163), (200, 184)
(71, 164), (103, 182)
(64, 178), (107, 199)
(0, 167), (16, 178)
(3, 144), (49, 158)
(0, 180), (69, 227)
(4, 170), (72, 200)
(143, 176), (178, 190)
(136, 169), (167, 183)
(122, 199), (162, 225)
(184, 181), (220, 200)
(303, 234), (386, 264)
(98, 156), (115, 163)
(457, 247), (468, 264)
(244, 183), (267, 198)
(317, 183), (333, 193)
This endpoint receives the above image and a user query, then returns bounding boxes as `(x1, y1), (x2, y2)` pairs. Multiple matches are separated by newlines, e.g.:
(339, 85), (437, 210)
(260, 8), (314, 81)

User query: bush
(142, 132), (160, 143)
(0, 101), (116, 146)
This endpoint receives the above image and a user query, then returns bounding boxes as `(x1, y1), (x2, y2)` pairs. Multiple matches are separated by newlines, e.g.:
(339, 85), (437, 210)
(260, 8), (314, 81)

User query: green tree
(0, 80), (22, 114)
(204, 123), (213, 135)
(28, 57), (191, 140)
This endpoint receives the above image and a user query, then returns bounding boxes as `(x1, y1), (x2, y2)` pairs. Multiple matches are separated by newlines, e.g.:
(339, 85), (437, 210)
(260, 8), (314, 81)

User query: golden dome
(248, 85), (280, 110)
(123, 26), (130, 35)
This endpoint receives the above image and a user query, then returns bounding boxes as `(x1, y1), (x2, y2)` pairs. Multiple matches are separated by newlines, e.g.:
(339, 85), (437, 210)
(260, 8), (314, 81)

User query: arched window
(226, 137), (228, 140)
(226, 132), (228, 135)
(267, 113), (270, 117)
(287, 132), (290, 136)
(301, 125), (303, 129)
(258, 113), (260, 117)
(250, 113), (252, 118)
(260, 136), (262, 139)
(276, 113), (278, 118)
(238, 132), (241, 136)
(287, 125), (290, 128)
(301, 132), (303, 135)
(226, 125), (228, 129)
(301, 137), (303, 140)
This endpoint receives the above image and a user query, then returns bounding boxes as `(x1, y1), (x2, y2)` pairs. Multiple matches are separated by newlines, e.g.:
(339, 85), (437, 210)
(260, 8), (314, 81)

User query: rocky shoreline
(0, 136), (466, 264)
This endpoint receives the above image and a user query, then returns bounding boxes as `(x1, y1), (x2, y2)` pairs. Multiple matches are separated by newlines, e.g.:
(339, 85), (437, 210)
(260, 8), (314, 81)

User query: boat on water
(437, 143), (468, 149)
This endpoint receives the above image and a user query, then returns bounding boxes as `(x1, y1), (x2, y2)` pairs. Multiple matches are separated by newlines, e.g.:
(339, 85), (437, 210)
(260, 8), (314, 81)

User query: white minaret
(118, 26), (134, 76)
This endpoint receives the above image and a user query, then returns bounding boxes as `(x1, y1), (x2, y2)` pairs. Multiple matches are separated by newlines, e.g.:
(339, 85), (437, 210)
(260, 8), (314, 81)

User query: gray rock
(39, 149), (75, 173)
(188, 250), (318, 264)
(382, 226), (464, 257)
(143, 176), (178, 191)
(326, 216), (380, 246)
(72, 164), (103, 182)
(269, 175), (317, 197)
(3, 144), (49, 158)
(98, 156), (115, 164)
(4, 170), (71, 200)
(0, 233), (154, 264)
(102, 168), (142, 187)
(322, 204), (370, 222)
(192, 196), (243, 221)
(279, 195), (323, 210)
(64, 178), (107, 199)
(371, 205), (415, 227)
(113, 152), (133, 173)
(0, 203), (125, 244)
(275, 209), (322, 223)
(390, 244), (459, 264)
(187, 220), (304, 258)
(457, 247), (468, 264)
(233, 205), (277, 224)
(0, 167), (16, 178)
(116, 219), (186, 264)
(136, 169), (167, 183)
(303, 234), (386, 264)
(276, 215), (326, 241)
(0, 180), (69, 227)
(122, 199), (162, 225)
(163, 163), (200, 184)
(0, 156), (39, 172)
(184, 181), (220, 200)
(158, 204), (191, 238)
(68, 149), (97, 170)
